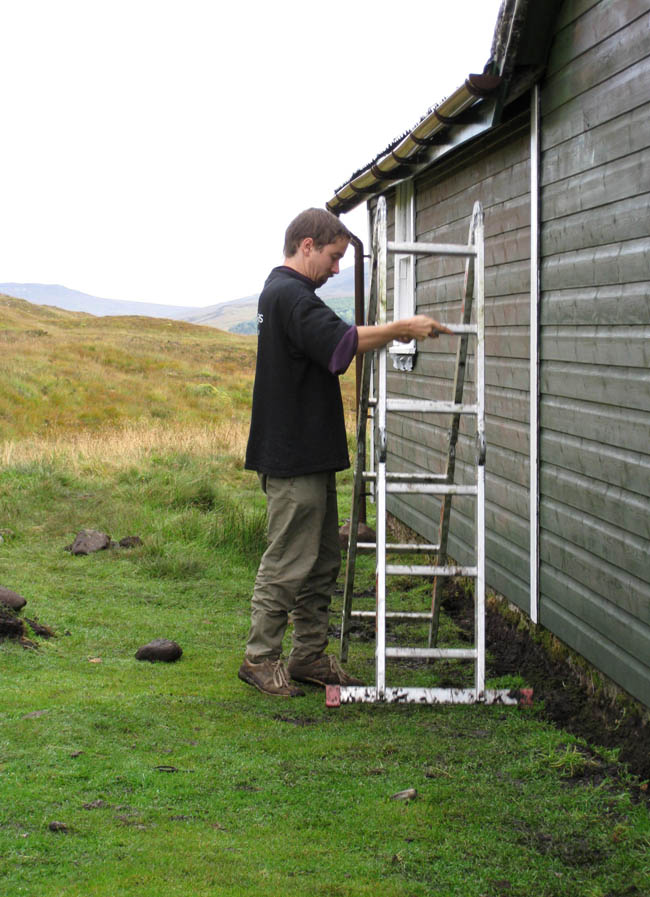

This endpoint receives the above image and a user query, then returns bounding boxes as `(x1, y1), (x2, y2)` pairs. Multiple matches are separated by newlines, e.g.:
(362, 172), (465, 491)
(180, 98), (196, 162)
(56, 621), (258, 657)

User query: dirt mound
(438, 583), (649, 785)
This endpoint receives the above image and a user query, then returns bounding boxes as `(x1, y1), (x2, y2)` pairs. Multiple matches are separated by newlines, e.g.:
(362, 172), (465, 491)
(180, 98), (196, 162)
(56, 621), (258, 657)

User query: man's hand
(356, 315), (454, 355)
(394, 314), (454, 343)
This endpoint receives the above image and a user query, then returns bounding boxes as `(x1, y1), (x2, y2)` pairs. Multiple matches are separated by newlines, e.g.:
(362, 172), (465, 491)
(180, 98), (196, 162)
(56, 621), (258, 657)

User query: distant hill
(0, 283), (204, 320)
(0, 263), (366, 335)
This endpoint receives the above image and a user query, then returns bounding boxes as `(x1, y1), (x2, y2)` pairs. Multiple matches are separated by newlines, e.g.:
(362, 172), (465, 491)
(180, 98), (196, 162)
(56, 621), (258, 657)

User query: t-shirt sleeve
(328, 326), (358, 375)
(286, 296), (352, 371)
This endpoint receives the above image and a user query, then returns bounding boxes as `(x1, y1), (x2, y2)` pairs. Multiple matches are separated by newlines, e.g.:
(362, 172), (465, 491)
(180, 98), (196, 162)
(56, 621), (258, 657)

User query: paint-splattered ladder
(329, 196), (522, 707)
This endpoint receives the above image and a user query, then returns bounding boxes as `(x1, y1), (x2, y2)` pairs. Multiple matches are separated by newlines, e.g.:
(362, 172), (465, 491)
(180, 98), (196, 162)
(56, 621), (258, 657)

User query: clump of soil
(0, 606), (56, 646)
(441, 582), (650, 785)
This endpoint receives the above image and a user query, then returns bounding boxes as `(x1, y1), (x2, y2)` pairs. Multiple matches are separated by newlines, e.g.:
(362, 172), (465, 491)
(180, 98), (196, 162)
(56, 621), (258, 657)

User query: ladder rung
(386, 484), (478, 495)
(386, 564), (478, 577)
(363, 471), (447, 483)
(388, 240), (477, 258)
(386, 647), (478, 660)
(351, 611), (432, 620)
(357, 541), (440, 552)
(386, 399), (478, 414)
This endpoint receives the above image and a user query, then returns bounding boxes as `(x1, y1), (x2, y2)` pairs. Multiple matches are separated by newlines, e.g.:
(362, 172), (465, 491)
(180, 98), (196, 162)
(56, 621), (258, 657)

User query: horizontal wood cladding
(541, 494), (648, 583)
(541, 361), (650, 412)
(555, 0), (601, 33)
(541, 463), (650, 540)
(540, 430), (650, 498)
(541, 283), (650, 326)
(540, 592), (650, 707)
(541, 323), (650, 367)
(542, 195), (650, 258)
(541, 532), (650, 624)
(542, 101), (650, 186)
(548, 0), (646, 78)
(540, 395), (650, 454)
(541, 56), (649, 152)
(542, 149), (650, 220)
(542, 561), (650, 660)
(543, 8), (650, 115)
(541, 240), (649, 292)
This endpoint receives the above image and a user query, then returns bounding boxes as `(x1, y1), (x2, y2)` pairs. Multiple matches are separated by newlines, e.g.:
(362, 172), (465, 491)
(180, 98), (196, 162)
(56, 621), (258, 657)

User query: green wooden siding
(538, 0), (650, 706)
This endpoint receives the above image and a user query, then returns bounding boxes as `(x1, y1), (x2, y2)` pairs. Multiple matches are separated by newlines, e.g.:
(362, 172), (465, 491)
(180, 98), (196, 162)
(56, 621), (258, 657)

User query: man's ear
(300, 237), (314, 256)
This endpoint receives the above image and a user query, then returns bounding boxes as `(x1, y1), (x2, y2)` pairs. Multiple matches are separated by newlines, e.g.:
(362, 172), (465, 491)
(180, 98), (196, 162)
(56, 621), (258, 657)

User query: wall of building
(537, 0), (650, 704)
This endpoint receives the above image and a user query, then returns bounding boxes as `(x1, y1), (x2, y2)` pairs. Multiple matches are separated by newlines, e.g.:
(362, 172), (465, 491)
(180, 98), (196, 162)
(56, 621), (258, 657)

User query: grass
(1, 449), (648, 897)
(0, 300), (648, 895)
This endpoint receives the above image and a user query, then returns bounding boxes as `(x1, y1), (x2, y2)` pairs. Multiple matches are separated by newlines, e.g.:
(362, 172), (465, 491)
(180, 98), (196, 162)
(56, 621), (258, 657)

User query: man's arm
(356, 315), (453, 355)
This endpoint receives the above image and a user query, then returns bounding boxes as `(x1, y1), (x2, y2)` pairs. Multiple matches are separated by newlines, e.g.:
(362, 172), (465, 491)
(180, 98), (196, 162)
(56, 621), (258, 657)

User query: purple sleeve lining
(328, 326), (358, 375)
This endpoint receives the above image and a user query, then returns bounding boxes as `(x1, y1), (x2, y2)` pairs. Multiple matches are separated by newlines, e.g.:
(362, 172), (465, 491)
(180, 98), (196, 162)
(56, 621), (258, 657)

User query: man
(239, 207), (451, 697)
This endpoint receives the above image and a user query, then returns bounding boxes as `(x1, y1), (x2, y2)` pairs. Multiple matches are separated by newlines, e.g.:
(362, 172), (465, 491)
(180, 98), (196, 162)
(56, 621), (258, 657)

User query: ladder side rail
(474, 203), (487, 697)
(375, 197), (389, 699)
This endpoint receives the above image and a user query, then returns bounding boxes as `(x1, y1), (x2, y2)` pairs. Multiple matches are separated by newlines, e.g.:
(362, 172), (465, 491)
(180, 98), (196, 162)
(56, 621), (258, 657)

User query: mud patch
(440, 583), (650, 785)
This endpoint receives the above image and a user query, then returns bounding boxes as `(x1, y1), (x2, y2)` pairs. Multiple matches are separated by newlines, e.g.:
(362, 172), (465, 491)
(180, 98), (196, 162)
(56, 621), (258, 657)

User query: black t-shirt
(245, 266), (352, 477)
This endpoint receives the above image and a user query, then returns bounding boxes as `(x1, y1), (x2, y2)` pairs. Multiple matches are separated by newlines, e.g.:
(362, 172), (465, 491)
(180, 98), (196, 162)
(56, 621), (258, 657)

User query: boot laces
(271, 660), (290, 689)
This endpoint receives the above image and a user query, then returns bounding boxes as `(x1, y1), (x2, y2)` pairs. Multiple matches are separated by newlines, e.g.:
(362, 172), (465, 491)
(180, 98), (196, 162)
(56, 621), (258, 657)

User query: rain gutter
(327, 73), (501, 216)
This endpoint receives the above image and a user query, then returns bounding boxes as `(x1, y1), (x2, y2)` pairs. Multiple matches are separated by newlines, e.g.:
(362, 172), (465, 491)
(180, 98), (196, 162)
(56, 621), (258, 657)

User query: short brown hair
(283, 207), (351, 258)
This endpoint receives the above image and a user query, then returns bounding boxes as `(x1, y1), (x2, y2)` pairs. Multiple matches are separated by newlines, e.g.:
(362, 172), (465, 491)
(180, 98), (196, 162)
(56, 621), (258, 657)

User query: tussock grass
(1, 420), (249, 471)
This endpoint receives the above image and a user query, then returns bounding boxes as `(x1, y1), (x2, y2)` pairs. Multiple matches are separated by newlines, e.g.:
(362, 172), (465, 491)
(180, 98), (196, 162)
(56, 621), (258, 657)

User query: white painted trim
(529, 84), (540, 624)
(391, 180), (416, 365)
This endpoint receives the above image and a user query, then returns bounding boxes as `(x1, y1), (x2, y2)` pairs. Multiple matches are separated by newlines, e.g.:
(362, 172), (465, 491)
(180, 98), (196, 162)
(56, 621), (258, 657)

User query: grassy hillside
(0, 294), (358, 445)
(0, 294), (259, 440)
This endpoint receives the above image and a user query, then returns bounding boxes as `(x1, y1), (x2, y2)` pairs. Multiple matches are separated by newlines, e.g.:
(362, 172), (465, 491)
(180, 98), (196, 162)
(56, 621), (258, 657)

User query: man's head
(283, 208), (351, 287)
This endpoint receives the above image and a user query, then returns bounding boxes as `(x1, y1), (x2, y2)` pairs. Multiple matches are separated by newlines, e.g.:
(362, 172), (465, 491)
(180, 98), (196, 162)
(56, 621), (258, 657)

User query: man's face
(306, 236), (349, 287)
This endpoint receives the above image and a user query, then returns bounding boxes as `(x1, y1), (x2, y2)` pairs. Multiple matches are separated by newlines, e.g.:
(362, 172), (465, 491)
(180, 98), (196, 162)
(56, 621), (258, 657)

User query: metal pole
(529, 83), (540, 625)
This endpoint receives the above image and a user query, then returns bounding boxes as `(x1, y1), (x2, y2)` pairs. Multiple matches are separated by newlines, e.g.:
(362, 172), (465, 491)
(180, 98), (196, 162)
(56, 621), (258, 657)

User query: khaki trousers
(245, 471), (341, 664)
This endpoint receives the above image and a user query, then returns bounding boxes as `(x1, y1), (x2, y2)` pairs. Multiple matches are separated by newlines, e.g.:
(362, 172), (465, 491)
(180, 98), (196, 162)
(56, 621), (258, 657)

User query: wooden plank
(541, 532), (650, 623)
(540, 429), (650, 498)
(419, 246), (531, 285)
(416, 118), (530, 211)
(541, 56), (650, 152)
(542, 566), (650, 660)
(541, 283), (650, 326)
(542, 11), (650, 116)
(540, 495), (649, 582)
(539, 595), (650, 708)
(554, 0), (601, 32)
(387, 418), (530, 485)
(418, 192), (530, 242)
(541, 394), (650, 454)
(541, 149), (650, 220)
(541, 240), (650, 293)
(542, 103), (650, 186)
(543, 195), (650, 257)
(417, 170), (529, 238)
(541, 463), (650, 540)
(541, 361), (650, 412)
(417, 259), (530, 304)
(540, 324), (650, 368)
(414, 292), (529, 328)
(548, 0), (648, 77)
(390, 352), (530, 391)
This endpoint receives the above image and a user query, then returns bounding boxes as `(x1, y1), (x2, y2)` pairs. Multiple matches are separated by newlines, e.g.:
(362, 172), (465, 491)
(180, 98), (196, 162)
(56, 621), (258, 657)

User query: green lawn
(1, 451), (648, 897)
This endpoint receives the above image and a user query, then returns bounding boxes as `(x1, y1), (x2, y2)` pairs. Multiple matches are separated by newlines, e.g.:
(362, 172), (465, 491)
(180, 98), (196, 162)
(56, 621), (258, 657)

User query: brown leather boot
(238, 657), (305, 697)
(288, 654), (363, 687)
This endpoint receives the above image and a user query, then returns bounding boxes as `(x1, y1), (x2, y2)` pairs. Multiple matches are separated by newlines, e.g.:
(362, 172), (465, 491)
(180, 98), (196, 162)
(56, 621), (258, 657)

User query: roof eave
(326, 73), (501, 216)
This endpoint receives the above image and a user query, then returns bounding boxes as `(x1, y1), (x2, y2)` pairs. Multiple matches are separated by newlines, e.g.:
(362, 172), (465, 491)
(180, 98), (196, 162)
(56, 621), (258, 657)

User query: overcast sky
(1, 0), (503, 308)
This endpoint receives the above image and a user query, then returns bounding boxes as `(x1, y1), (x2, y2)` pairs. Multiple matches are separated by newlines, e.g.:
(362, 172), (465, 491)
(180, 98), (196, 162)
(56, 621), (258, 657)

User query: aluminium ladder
(327, 196), (520, 707)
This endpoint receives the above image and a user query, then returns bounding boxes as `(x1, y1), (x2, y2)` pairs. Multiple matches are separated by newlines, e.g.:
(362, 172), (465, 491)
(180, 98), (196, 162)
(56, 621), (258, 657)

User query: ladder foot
(325, 685), (341, 707)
